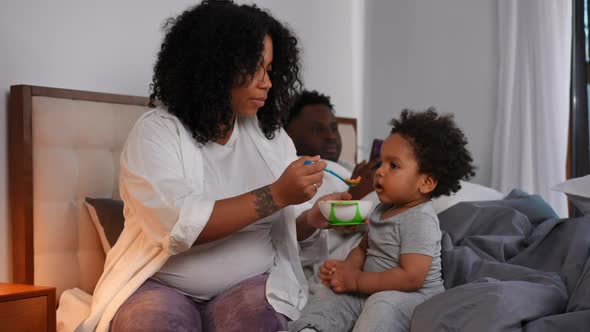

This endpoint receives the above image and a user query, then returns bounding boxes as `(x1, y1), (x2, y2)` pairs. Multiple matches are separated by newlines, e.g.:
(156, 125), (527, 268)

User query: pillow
(472, 189), (559, 225)
(551, 175), (590, 215)
(360, 180), (504, 214)
(431, 180), (504, 214)
(84, 197), (124, 254)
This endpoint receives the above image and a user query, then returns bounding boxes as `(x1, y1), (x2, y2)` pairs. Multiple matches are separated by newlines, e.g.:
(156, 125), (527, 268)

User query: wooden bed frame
(9, 85), (150, 287)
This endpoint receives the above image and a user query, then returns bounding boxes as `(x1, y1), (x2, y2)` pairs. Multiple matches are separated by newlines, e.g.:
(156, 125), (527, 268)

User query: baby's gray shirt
(364, 201), (443, 291)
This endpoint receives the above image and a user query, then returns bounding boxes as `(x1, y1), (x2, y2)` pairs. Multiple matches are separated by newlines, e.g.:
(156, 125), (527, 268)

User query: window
(570, 0), (590, 216)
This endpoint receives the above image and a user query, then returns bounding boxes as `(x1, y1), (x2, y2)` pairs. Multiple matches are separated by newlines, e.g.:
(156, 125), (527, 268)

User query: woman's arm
(194, 157), (326, 245)
(194, 185), (281, 244)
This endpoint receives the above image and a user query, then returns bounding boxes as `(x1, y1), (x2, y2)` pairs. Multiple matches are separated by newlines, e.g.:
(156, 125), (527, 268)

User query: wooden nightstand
(0, 283), (56, 332)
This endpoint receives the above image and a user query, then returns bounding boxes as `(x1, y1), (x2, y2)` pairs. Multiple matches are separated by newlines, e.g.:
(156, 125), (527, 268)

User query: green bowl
(318, 200), (374, 226)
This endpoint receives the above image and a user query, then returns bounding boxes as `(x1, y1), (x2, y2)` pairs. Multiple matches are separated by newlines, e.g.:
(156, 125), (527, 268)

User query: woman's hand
(271, 156), (326, 207)
(331, 224), (363, 235)
(320, 259), (361, 293)
(305, 191), (352, 229)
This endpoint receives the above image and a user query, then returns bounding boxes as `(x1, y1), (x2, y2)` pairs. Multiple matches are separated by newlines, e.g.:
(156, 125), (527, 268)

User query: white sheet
(57, 288), (92, 332)
(362, 180), (504, 215)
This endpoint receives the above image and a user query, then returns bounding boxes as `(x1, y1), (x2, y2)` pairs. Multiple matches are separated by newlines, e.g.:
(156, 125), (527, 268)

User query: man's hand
(348, 159), (379, 200)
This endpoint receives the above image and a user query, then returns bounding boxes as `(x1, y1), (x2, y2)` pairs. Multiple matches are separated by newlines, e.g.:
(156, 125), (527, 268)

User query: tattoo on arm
(252, 185), (280, 218)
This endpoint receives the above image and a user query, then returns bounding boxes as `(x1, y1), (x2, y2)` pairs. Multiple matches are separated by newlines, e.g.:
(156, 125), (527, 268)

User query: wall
(0, 0), (359, 282)
(0, 0), (191, 283)
(361, 0), (498, 187)
(245, 0), (361, 120)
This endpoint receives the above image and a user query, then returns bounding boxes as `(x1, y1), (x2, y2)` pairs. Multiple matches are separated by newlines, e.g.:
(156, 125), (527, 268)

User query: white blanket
(57, 288), (92, 332)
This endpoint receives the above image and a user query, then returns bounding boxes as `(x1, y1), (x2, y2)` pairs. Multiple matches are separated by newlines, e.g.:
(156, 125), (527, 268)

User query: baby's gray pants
(289, 285), (442, 332)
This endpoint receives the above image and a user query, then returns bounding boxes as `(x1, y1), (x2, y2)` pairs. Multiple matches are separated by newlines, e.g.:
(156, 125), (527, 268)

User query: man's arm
(296, 210), (316, 241)
(347, 159), (379, 200)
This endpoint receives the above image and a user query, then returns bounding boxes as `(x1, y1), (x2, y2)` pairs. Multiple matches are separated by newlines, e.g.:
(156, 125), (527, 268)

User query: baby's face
(373, 133), (429, 207)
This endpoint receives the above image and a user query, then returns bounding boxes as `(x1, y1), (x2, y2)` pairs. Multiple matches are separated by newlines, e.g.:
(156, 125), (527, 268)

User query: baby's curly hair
(390, 108), (476, 198)
(149, 0), (301, 144)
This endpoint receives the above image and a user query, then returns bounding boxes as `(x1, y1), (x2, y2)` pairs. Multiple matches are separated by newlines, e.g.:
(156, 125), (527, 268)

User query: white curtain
(491, 0), (572, 217)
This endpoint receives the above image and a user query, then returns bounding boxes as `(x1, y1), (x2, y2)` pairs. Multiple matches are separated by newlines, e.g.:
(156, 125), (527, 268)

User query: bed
(413, 191), (590, 331)
(10, 84), (589, 332)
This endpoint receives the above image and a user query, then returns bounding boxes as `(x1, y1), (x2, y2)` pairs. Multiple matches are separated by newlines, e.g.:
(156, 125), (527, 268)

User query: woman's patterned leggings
(110, 274), (287, 332)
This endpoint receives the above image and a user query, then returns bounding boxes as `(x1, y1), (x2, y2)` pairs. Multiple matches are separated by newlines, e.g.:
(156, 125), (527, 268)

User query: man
(285, 90), (378, 292)
(285, 90), (375, 201)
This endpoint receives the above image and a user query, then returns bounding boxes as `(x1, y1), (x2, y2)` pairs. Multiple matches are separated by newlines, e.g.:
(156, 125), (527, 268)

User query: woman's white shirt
(76, 108), (323, 332)
(153, 116), (277, 300)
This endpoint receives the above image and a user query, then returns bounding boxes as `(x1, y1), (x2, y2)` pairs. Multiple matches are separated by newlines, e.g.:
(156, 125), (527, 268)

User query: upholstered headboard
(8, 84), (357, 301)
(9, 85), (150, 299)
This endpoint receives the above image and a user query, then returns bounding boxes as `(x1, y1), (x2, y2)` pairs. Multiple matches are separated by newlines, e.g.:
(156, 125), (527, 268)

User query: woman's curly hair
(149, 0), (302, 144)
(390, 108), (476, 198)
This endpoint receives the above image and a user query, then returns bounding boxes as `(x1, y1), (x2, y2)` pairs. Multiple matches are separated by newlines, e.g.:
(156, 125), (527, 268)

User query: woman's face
(231, 34), (273, 117)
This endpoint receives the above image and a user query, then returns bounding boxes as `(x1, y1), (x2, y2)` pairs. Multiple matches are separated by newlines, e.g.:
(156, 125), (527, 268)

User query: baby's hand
(328, 261), (361, 293)
(319, 260), (341, 286)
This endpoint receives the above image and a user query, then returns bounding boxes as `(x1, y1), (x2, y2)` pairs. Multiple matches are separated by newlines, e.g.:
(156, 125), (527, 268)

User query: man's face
(286, 104), (342, 162)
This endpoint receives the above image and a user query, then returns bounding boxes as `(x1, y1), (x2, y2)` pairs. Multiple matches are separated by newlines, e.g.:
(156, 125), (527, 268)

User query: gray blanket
(411, 190), (590, 331)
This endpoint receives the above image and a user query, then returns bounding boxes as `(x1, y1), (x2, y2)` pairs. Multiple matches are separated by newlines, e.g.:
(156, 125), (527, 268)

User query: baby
(289, 108), (476, 332)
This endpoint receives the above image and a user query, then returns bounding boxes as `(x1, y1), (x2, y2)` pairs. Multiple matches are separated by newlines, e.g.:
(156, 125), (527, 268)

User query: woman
(76, 1), (348, 331)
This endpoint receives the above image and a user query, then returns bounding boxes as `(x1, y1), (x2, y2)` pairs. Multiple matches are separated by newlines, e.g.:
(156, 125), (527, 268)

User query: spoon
(304, 160), (361, 187)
